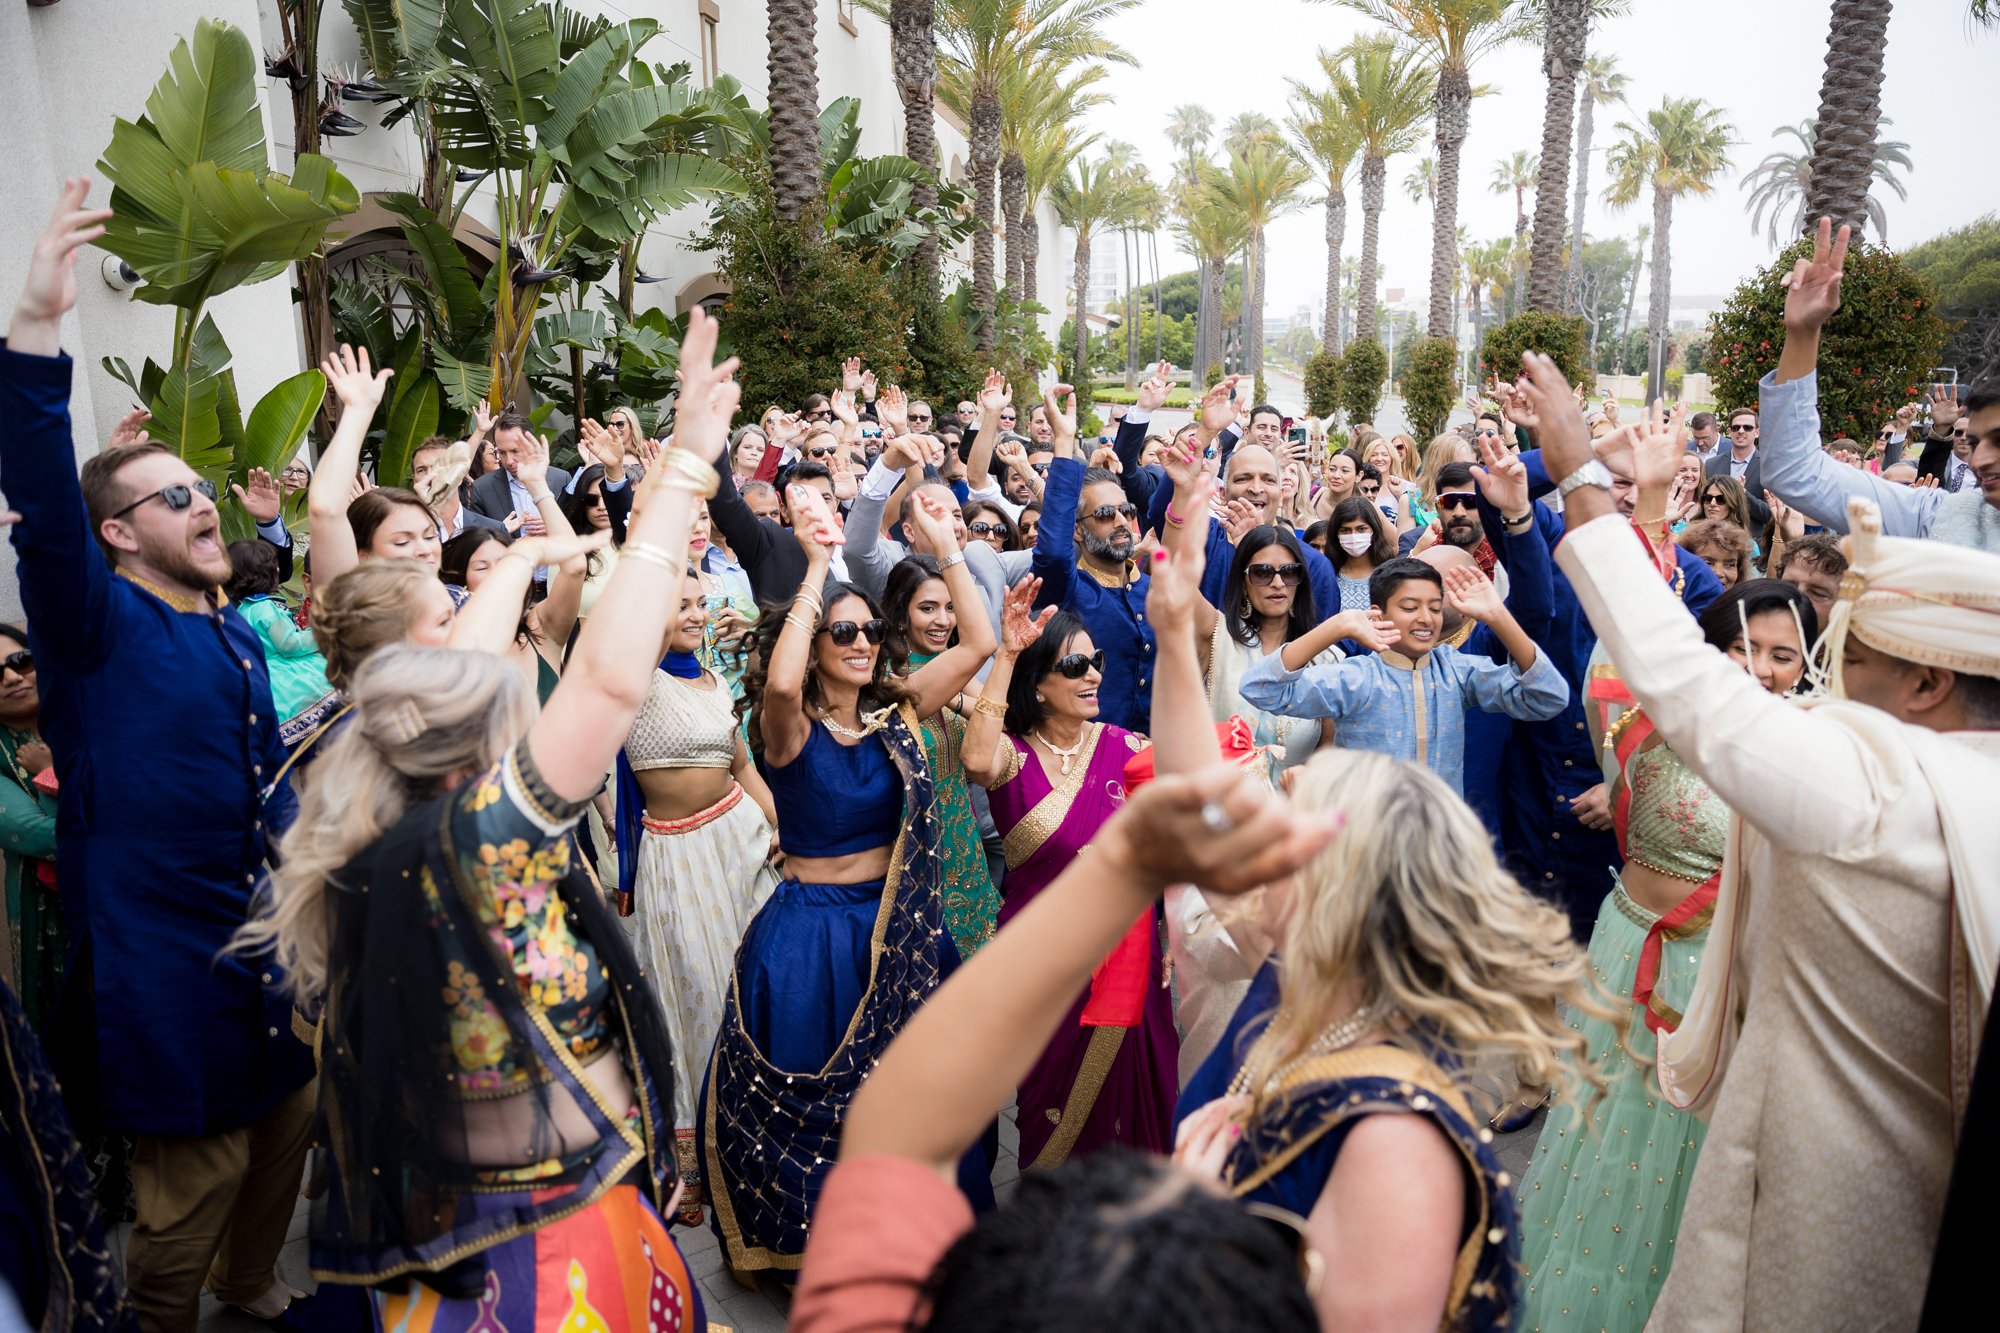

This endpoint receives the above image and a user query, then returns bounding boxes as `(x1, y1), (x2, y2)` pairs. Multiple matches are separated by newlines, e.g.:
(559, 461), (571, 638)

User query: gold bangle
(621, 541), (683, 572)
(785, 611), (817, 634)
(972, 695), (1006, 719)
(660, 447), (720, 498)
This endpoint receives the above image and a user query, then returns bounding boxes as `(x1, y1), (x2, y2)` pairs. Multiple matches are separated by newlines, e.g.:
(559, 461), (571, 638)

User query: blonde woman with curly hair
(232, 308), (740, 1328)
(1176, 752), (1600, 1331)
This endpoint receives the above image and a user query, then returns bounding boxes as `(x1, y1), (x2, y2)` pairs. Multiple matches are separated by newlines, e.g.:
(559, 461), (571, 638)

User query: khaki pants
(125, 1078), (316, 1333)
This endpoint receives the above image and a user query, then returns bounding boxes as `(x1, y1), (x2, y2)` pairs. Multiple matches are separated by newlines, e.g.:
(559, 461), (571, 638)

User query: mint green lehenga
(1515, 694), (1729, 1332)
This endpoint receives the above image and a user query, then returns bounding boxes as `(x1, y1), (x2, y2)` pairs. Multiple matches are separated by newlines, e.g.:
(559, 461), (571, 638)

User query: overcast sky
(1078, 0), (1990, 317)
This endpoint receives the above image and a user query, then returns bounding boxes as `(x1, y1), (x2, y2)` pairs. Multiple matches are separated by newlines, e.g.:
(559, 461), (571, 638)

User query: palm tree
(1287, 83), (1362, 355)
(1053, 155), (1147, 417)
(1563, 52), (1627, 312)
(1526, 0), (1590, 310)
(999, 63), (1110, 295)
(1173, 168), (1250, 384)
(1335, 0), (1534, 338)
(767, 0), (823, 222)
(1800, 0), (1893, 236)
(1402, 155), (1438, 204)
(1165, 104), (1215, 184)
(1223, 112), (1285, 155)
(1463, 236), (1514, 365)
(888, 0), (942, 292)
(1616, 221), (1648, 352)
(1324, 37), (1434, 343)
(1020, 117), (1098, 306)
(1741, 117), (1911, 247)
(1605, 97), (1734, 402)
(933, 0), (1136, 349)
(1490, 149), (1537, 310)
(1208, 145), (1309, 389)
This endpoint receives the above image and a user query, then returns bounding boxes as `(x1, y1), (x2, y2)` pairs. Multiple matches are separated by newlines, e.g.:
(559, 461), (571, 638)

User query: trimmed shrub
(1339, 338), (1388, 426)
(1401, 337), (1459, 440)
(1481, 311), (1591, 392)
(1708, 236), (1951, 443)
(1303, 350), (1342, 419)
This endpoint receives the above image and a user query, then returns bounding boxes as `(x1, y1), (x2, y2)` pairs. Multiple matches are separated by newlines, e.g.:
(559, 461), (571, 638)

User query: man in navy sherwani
(2, 180), (310, 1330)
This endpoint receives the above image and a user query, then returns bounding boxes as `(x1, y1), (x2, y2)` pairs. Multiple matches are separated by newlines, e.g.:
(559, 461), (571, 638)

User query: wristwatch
(1555, 460), (1613, 499)
(937, 550), (966, 571)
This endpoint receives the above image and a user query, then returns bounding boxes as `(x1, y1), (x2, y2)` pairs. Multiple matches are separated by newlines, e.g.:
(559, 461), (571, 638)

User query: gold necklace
(1227, 1000), (1388, 1099)
(1031, 726), (1088, 776)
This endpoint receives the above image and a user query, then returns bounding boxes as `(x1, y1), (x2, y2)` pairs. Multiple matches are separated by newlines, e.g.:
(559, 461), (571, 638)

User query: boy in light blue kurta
(1240, 555), (1568, 794)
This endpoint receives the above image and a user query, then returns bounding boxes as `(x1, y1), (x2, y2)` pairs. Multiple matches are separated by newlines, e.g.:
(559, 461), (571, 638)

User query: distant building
(1087, 231), (1125, 317)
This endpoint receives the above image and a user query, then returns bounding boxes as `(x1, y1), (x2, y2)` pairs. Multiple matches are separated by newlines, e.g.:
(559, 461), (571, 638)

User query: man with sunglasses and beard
(1029, 385), (1157, 733)
(1, 182), (312, 1329)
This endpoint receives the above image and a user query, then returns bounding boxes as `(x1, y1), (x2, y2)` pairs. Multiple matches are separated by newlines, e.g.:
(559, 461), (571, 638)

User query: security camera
(101, 255), (140, 292)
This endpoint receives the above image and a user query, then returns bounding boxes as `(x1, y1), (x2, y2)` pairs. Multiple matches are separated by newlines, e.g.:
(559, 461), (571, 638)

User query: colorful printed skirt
(370, 1184), (703, 1332)
(1515, 880), (1709, 1331)
(632, 784), (777, 1222)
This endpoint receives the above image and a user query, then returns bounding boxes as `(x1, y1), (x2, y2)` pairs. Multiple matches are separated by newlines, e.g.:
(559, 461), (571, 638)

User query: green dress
(0, 727), (61, 1032)
(236, 595), (335, 727)
(1515, 718), (1725, 1332)
(908, 651), (1000, 956)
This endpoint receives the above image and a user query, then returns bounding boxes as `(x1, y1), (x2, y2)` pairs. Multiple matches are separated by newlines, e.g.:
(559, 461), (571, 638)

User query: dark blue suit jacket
(0, 342), (308, 1137)
(1032, 456), (1156, 732)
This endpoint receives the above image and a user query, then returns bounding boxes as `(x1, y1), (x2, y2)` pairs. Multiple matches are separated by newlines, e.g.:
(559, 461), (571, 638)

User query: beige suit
(1555, 512), (2000, 1331)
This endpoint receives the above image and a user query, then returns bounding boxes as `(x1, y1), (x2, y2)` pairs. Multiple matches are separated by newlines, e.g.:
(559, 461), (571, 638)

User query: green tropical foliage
(1400, 335), (1459, 438)
(1901, 214), (2000, 381)
(1707, 236), (1948, 443)
(1340, 337), (1389, 423)
(1480, 311), (1591, 390)
(1740, 117), (1911, 247)
(1304, 349), (1344, 418)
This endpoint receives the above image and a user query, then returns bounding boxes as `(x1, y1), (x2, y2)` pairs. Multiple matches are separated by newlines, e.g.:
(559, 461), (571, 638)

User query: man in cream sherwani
(1511, 228), (2000, 1328)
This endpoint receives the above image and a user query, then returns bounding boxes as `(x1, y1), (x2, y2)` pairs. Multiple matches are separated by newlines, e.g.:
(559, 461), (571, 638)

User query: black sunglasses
(1050, 649), (1105, 679)
(1702, 492), (1729, 504)
(1247, 562), (1304, 586)
(1728, 422), (1757, 433)
(1085, 503), (1138, 523)
(999, 412), (1018, 421)
(1474, 427), (1502, 439)
(968, 520), (1008, 537)
(112, 478), (218, 520)
(910, 412), (933, 422)
(1436, 493), (1478, 511)
(1030, 461), (1051, 475)
(808, 410), (834, 421)
(817, 619), (886, 646)
(807, 445), (839, 458)
(0, 650), (33, 675)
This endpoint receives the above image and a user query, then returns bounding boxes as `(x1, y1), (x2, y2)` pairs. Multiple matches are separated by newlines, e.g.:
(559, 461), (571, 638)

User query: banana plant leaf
(389, 323), (427, 407)
(378, 192), (485, 339)
(145, 365), (227, 468)
(432, 345), (495, 413)
(215, 367), (248, 472)
(379, 373), (439, 488)
(571, 152), (745, 243)
(330, 271), (398, 357)
(819, 98), (862, 173)
(434, 0), (556, 162)
(242, 369), (328, 476)
(542, 19), (656, 150)
(340, 0), (446, 80)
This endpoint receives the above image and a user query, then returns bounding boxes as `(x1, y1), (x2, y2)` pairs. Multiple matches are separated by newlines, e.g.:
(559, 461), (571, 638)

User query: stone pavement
(169, 1096), (1540, 1331)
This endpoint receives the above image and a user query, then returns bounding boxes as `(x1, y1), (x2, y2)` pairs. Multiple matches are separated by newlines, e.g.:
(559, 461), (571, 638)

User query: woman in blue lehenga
(1175, 749), (1607, 1332)
(700, 489), (997, 1280)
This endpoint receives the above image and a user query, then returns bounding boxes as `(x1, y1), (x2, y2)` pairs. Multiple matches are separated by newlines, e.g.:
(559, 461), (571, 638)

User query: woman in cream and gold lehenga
(1515, 577), (1818, 1331)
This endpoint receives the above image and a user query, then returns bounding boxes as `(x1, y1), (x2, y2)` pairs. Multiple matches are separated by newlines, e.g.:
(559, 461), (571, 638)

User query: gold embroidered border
(1001, 723), (1105, 871)
(1026, 1023), (1127, 1172)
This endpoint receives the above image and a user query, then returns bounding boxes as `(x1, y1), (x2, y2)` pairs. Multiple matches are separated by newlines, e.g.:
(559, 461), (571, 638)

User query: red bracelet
(1165, 502), (1186, 526)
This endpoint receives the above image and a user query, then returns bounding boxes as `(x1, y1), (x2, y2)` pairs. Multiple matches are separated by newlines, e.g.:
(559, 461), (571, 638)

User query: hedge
(1402, 337), (1459, 440)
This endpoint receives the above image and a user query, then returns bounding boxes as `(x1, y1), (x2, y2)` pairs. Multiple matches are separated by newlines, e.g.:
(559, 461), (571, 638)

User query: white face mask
(1337, 532), (1374, 556)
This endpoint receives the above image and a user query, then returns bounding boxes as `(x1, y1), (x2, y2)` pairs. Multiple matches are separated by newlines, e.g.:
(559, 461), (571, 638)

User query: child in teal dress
(225, 540), (338, 748)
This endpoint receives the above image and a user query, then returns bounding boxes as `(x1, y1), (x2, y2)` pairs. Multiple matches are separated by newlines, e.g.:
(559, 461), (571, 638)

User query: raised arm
(1, 180), (119, 671)
(960, 580), (1054, 788)
(707, 463), (775, 587)
(1145, 476), (1225, 774)
(901, 492), (998, 717)
(839, 765), (1335, 1178)
(1029, 455), (1083, 610)
(755, 485), (841, 769)
(1044, 382), (1080, 462)
(526, 308), (734, 803)
(307, 344), (394, 584)
(963, 369), (1010, 495)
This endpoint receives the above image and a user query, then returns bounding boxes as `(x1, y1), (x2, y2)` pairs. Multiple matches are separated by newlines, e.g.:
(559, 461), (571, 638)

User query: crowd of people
(1, 178), (1997, 1333)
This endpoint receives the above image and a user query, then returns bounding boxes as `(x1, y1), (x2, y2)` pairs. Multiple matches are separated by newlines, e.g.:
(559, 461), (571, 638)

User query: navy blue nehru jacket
(0, 341), (308, 1137)
(1029, 455), (1157, 733)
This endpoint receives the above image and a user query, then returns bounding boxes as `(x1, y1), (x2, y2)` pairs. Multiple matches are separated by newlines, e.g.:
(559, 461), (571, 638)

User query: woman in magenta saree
(965, 608), (1180, 1168)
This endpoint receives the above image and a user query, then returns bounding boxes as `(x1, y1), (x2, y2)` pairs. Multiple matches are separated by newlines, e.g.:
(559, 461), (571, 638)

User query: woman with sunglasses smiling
(0, 625), (60, 1034)
(960, 604), (1182, 1171)
(705, 486), (997, 1277)
(959, 498), (1022, 552)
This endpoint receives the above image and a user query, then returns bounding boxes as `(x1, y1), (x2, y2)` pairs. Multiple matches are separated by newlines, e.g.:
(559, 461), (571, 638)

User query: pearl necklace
(1031, 726), (1088, 776)
(1228, 1000), (1388, 1099)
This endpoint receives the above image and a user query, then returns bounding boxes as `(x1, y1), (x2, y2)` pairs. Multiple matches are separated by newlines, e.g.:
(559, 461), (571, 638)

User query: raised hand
(1469, 431), (1529, 515)
(999, 576), (1056, 657)
(1490, 378), (1540, 430)
(108, 407), (152, 449)
(878, 383), (909, 436)
(1197, 376), (1242, 435)
(1781, 216), (1850, 335)
(994, 435), (1030, 476)
(829, 388), (860, 428)
(880, 430), (926, 472)
(514, 432), (552, 495)
(1163, 434), (1203, 492)
(1928, 384), (1962, 431)
(666, 306), (740, 466)
(470, 399), (495, 438)
(1627, 398), (1687, 493)
(321, 344), (394, 416)
(1088, 444), (1122, 473)
(841, 356), (864, 395)
(1441, 564), (1504, 623)
(859, 368), (879, 403)
(511, 528), (611, 570)
(1221, 497), (1260, 544)
(1764, 489), (1806, 543)
(977, 367), (1012, 419)
(770, 410), (805, 446)
(578, 418), (625, 471)
(1136, 361), (1173, 414)
(788, 484), (843, 556)
(1042, 382), (1078, 451)
(1147, 497), (1212, 634)
(1517, 353), (1592, 480)
(503, 511), (526, 534)
(1599, 395), (1620, 425)
(1667, 474), (1697, 524)
(1101, 762), (1340, 898)
(906, 489), (960, 556)
(1335, 608), (1402, 652)
(231, 467), (283, 524)
(12, 178), (112, 348)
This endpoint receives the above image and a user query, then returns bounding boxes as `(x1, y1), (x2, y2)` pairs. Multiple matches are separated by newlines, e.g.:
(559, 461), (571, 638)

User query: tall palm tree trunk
(1123, 229), (1138, 390)
(1246, 231), (1267, 387)
(1802, 0), (1892, 235)
(1323, 187), (1347, 355)
(1529, 0), (1587, 311)
(970, 87), (1002, 351)
(1645, 189), (1672, 403)
(1150, 231), (1163, 367)
(1253, 231), (1269, 389)
(1072, 231), (1092, 400)
(1237, 250), (1252, 376)
(1427, 69), (1471, 338)
(1001, 150), (1027, 295)
(1618, 224), (1647, 351)
(889, 0), (940, 296)
(1563, 83), (1598, 314)
(767, 0), (823, 223)
(1019, 211), (1039, 304)
(1355, 155), (1386, 342)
